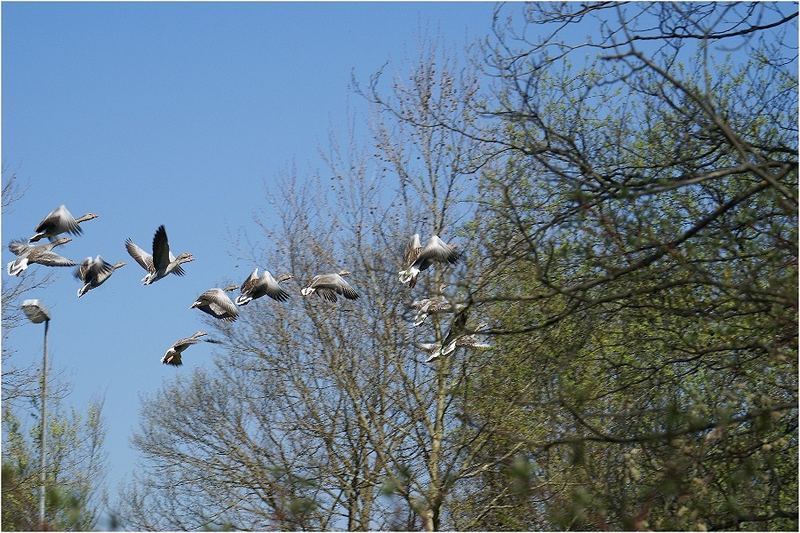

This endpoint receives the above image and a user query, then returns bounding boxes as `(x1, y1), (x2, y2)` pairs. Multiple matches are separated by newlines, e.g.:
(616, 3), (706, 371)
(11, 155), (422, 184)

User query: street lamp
(21, 299), (50, 531)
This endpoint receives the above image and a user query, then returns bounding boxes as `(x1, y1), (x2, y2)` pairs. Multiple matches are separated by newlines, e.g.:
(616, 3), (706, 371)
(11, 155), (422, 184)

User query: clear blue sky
(2, 0), (495, 519)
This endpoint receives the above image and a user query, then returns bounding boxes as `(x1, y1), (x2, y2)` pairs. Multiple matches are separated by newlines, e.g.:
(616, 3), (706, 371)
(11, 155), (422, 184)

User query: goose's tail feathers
(7, 258), (27, 277)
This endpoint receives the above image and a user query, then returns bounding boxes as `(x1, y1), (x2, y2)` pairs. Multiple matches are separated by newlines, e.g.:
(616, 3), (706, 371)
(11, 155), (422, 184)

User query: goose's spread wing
(151, 225), (171, 271)
(403, 233), (422, 267)
(33, 206), (63, 233)
(410, 299), (428, 310)
(165, 333), (210, 365)
(200, 289), (239, 319)
(34, 252), (76, 267)
(428, 296), (452, 313)
(312, 273), (359, 300)
(163, 341), (189, 366)
(35, 205), (81, 236)
(172, 331), (207, 351)
(333, 275), (359, 300)
(125, 239), (154, 271)
(9, 240), (32, 256)
(172, 337), (201, 352)
(315, 288), (338, 302)
(74, 257), (94, 281)
(421, 235), (460, 264)
(457, 334), (491, 348)
(443, 308), (469, 345)
(208, 299), (238, 317)
(88, 257), (115, 282)
(240, 268), (259, 293)
(263, 271), (290, 301)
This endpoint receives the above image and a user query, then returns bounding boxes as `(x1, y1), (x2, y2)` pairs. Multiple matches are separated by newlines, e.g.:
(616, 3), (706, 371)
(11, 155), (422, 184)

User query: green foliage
(453, 2), (798, 530)
(1, 399), (106, 531)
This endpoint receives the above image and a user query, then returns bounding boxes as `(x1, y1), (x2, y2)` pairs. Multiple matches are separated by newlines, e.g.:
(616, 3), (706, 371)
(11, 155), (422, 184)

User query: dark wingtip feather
(447, 248), (461, 264)
(152, 225), (167, 244)
(151, 225), (167, 253)
(319, 289), (338, 302)
(343, 287), (359, 300)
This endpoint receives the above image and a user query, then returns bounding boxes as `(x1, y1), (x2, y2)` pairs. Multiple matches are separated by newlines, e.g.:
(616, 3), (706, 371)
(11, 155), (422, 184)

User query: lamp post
(21, 299), (50, 531)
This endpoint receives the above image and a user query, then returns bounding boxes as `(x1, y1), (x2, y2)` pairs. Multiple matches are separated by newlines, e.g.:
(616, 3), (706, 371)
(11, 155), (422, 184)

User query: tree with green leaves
(2, 398), (107, 531)
(448, 2), (797, 530)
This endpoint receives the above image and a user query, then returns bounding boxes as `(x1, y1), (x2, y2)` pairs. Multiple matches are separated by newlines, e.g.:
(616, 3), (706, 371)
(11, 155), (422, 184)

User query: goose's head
(176, 252), (194, 264)
(338, 270), (351, 277)
(277, 273), (294, 282)
(79, 213), (100, 222)
(223, 284), (239, 292)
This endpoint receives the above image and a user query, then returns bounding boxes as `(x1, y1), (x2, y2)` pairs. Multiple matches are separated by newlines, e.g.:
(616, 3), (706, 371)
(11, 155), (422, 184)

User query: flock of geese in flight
(8, 205), (491, 366)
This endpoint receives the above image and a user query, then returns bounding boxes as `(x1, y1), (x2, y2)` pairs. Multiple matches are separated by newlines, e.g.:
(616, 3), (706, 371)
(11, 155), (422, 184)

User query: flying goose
(415, 342), (443, 359)
(74, 256), (126, 297)
(398, 234), (460, 288)
(410, 286), (464, 326)
(125, 225), (193, 285)
(300, 270), (359, 302)
(422, 307), (489, 362)
(7, 237), (75, 276)
(424, 332), (492, 363)
(29, 205), (98, 243)
(411, 297), (465, 326)
(236, 268), (293, 305)
(161, 331), (221, 366)
(191, 285), (240, 321)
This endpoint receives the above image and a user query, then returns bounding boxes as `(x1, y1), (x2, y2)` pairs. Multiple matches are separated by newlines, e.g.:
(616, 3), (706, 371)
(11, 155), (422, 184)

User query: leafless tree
(119, 47), (523, 532)
(1, 171), (61, 404)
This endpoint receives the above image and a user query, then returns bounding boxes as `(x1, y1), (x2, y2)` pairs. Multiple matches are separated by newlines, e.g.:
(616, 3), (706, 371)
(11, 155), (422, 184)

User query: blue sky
(2, 0), (494, 518)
